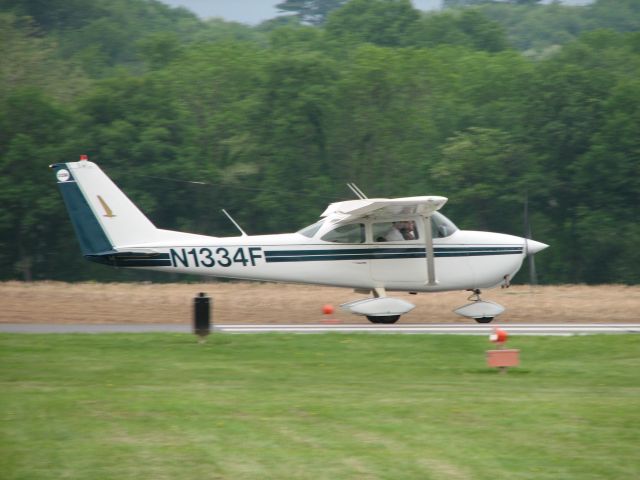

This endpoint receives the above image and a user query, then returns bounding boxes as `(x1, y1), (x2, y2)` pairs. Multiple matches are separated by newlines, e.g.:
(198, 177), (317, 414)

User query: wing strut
(423, 215), (437, 285)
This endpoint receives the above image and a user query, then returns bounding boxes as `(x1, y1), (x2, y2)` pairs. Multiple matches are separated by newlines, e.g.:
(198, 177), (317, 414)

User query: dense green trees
(0, 0), (638, 284)
(475, 0), (640, 53)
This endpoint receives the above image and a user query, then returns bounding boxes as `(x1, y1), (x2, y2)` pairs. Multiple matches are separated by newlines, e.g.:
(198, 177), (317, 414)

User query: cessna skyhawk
(51, 157), (548, 323)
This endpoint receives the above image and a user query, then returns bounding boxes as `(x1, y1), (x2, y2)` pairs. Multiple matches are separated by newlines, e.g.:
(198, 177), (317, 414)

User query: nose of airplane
(524, 239), (549, 255)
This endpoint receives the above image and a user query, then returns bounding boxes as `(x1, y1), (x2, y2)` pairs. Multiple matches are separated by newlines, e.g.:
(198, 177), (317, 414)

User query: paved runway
(1, 323), (639, 335)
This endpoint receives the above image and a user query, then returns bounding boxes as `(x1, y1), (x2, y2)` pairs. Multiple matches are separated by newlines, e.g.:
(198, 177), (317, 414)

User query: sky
(161, 1), (444, 25)
(160, 0), (593, 25)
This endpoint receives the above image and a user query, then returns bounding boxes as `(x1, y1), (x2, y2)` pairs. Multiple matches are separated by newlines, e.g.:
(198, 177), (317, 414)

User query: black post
(194, 292), (211, 338)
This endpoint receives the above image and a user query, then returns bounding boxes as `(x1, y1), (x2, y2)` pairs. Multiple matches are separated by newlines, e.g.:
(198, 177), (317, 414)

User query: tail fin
(51, 159), (183, 256)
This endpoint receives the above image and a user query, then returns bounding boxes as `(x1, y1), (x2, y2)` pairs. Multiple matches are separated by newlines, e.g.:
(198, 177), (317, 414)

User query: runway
(1, 323), (639, 335)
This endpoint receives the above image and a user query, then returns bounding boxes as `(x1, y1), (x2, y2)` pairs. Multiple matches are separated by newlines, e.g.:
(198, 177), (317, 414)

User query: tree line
(0, 0), (638, 284)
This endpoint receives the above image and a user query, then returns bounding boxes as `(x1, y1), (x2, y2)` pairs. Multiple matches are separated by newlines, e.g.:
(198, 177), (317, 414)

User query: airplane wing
(321, 196), (448, 223)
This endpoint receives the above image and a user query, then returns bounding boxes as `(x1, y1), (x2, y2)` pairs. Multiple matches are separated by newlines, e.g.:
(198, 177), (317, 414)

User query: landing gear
(366, 315), (400, 324)
(454, 289), (505, 323)
(468, 288), (482, 301)
(342, 287), (414, 324)
(466, 290), (494, 323)
(467, 288), (493, 323)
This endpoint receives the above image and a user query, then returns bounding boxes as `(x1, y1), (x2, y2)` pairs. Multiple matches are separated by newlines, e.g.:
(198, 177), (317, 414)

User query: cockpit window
(298, 220), (324, 238)
(321, 223), (365, 243)
(431, 212), (458, 238)
(373, 220), (419, 242)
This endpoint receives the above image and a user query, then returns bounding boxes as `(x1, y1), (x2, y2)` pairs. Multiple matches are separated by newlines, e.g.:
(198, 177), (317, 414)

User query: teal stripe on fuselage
(264, 246), (523, 263)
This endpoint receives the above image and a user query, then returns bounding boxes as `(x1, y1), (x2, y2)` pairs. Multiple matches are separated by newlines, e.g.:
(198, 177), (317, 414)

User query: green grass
(1, 333), (639, 480)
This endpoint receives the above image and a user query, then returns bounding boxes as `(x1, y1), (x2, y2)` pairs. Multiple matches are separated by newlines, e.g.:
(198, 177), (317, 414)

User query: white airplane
(51, 157), (548, 323)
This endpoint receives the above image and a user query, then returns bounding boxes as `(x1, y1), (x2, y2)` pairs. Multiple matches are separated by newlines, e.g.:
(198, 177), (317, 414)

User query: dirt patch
(0, 282), (638, 324)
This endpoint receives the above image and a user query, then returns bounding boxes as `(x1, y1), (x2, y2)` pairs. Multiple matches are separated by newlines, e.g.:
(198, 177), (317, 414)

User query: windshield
(431, 212), (458, 238)
(297, 219), (325, 238)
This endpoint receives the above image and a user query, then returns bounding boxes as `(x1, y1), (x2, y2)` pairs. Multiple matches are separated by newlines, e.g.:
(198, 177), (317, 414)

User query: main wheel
(366, 315), (400, 324)
(474, 316), (494, 324)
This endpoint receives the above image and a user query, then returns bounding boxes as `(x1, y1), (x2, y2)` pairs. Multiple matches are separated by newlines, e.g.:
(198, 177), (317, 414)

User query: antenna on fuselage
(347, 183), (368, 199)
(221, 209), (248, 237)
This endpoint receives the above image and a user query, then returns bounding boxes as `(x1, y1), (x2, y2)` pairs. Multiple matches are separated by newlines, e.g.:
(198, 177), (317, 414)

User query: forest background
(0, 0), (638, 284)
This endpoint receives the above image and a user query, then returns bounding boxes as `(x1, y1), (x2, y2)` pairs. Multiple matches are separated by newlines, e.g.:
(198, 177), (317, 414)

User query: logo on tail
(56, 169), (70, 182)
(97, 195), (116, 217)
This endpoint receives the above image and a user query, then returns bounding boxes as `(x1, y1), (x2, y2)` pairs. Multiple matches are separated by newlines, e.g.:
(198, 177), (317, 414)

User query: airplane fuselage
(96, 229), (526, 292)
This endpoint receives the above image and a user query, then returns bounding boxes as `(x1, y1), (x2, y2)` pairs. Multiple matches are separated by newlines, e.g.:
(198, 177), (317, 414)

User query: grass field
(1, 333), (639, 479)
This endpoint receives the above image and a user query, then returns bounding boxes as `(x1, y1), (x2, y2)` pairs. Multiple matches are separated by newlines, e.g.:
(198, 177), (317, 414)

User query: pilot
(385, 221), (416, 241)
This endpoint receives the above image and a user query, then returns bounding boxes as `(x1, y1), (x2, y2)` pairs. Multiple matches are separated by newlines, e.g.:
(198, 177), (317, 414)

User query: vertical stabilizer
(51, 160), (158, 254)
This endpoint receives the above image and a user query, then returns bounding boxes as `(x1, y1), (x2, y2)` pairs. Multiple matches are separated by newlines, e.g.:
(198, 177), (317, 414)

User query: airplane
(50, 156), (548, 324)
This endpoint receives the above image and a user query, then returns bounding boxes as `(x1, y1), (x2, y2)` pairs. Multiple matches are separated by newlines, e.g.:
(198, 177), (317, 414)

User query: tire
(366, 315), (400, 324)
(474, 316), (494, 324)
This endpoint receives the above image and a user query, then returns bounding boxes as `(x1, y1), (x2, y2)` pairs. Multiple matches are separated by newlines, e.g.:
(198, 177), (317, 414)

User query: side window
(373, 221), (419, 242)
(321, 223), (365, 243)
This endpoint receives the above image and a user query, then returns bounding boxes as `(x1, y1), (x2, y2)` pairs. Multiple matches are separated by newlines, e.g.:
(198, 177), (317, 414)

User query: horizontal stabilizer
(85, 249), (173, 268)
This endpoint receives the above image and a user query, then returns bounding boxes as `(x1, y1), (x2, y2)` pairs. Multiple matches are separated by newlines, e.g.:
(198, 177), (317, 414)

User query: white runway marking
(1, 323), (640, 335)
